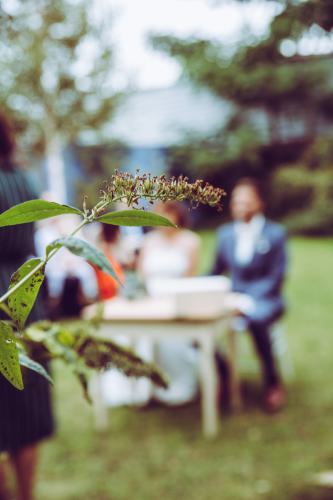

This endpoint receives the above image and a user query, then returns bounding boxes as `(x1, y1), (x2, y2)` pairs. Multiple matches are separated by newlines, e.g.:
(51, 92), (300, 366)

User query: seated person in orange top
(94, 224), (124, 300)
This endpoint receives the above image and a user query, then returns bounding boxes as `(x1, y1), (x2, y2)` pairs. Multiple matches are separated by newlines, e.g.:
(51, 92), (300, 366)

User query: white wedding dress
(139, 230), (200, 405)
(100, 230), (200, 407)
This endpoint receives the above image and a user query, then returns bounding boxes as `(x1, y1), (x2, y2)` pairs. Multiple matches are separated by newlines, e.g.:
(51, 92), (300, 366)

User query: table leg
(227, 329), (242, 411)
(90, 373), (108, 430)
(199, 333), (219, 438)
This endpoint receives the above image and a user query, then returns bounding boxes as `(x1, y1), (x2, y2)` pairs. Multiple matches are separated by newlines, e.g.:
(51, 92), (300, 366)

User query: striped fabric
(0, 165), (54, 452)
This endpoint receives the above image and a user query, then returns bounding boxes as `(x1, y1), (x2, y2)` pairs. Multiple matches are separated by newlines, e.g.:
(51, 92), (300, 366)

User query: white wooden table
(84, 296), (241, 439)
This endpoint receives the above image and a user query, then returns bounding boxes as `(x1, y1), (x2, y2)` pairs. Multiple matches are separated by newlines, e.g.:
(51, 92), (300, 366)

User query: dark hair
(233, 177), (264, 202)
(0, 112), (15, 162)
(158, 200), (189, 228)
(101, 223), (120, 243)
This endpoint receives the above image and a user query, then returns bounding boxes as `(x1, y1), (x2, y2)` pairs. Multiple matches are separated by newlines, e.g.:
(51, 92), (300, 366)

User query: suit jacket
(211, 219), (288, 325)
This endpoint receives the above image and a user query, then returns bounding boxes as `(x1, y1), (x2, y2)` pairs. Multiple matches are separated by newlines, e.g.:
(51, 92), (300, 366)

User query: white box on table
(146, 275), (231, 317)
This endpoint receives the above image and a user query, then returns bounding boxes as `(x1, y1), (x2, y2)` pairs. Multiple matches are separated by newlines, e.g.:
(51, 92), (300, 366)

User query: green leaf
(97, 209), (176, 227)
(19, 353), (53, 385)
(8, 258), (45, 329)
(0, 302), (12, 318)
(74, 369), (92, 404)
(0, 200), (82, 228)
(24, 323), (48, 342)
(0, 321), (23, 390)
(47, 237), (121, 284)
(76, 336), (168, 389)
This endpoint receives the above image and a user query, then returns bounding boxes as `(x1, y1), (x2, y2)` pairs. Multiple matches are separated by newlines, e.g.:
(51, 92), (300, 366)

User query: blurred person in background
(91, 222), (138, 408)
(93, 223), (124, 300)
(139, 201), (201, 406)
(35, 210), (98, 319)
(211, 178), (288, 412)
(0, 112), (54, 500)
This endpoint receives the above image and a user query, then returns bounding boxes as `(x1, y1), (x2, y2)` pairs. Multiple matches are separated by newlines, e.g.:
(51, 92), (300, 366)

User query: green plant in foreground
(0, 171), (225, 396)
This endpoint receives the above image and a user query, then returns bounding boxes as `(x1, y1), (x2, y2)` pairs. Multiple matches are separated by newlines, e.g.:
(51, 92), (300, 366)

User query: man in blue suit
(212, 178), (288, 412)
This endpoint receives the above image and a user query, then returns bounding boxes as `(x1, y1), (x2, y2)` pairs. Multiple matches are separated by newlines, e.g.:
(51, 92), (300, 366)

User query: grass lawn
(37, 236), (333, 500)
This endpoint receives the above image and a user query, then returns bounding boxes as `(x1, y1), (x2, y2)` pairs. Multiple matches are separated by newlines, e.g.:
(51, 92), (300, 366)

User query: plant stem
(0, 261), (44, 304)
(0, 218), (89, 305)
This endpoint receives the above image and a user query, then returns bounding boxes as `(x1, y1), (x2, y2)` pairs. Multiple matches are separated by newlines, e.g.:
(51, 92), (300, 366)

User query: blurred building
(39, 79), (333, 204)
(96, 81), (233, 180)
(106, 82), (232, 151)
(103, 77), (333, 154)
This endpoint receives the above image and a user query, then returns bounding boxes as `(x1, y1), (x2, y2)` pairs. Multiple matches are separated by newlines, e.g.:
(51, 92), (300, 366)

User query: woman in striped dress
(0, 113), (54, 500)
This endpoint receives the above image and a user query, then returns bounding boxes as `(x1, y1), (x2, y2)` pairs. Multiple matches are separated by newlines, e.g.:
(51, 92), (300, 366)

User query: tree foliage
(151, 0), (333, 232)
(152, 1), (333, 117)
(0, 0), (120, 154)
(271, 136), (333, 235)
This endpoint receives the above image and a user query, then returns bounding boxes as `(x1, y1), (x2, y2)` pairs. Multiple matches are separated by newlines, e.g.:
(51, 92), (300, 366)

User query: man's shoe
(264, 385), (286, 413)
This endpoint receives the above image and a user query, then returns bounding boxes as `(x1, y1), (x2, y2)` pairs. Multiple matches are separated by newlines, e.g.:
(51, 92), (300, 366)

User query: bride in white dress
(100, 201), (201, 407)
(138, 201), (201, 405)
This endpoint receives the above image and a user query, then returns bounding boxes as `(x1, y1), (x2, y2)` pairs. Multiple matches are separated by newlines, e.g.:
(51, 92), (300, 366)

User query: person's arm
(251, 230), (287, 298)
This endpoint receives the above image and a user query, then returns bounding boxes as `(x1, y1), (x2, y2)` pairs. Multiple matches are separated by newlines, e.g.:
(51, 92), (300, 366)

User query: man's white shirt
(234, 213), (266, 265)
(232, 213), (266, 322)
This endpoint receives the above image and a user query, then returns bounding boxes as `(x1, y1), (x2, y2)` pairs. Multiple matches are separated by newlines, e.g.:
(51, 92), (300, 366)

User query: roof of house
(103, 81), (233, 148)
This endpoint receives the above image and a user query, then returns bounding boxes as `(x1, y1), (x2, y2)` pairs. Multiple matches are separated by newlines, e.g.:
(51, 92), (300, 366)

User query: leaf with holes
(0, 199), (82, 228)
(8, 258), (45, 330)
(97, 209), (175, 227)
(0, 321), (23, 390)
(76, 336), (168, 389)
(47, 237), (121, 284)
(19, 353), (53, 385)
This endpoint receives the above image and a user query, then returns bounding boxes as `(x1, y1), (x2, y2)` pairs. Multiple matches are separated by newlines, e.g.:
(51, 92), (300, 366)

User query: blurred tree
(0, 0), (120, 202)
(151, 0), (333, 232)
(152, 0), (333, 142)
(270, 136), (333, 235)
